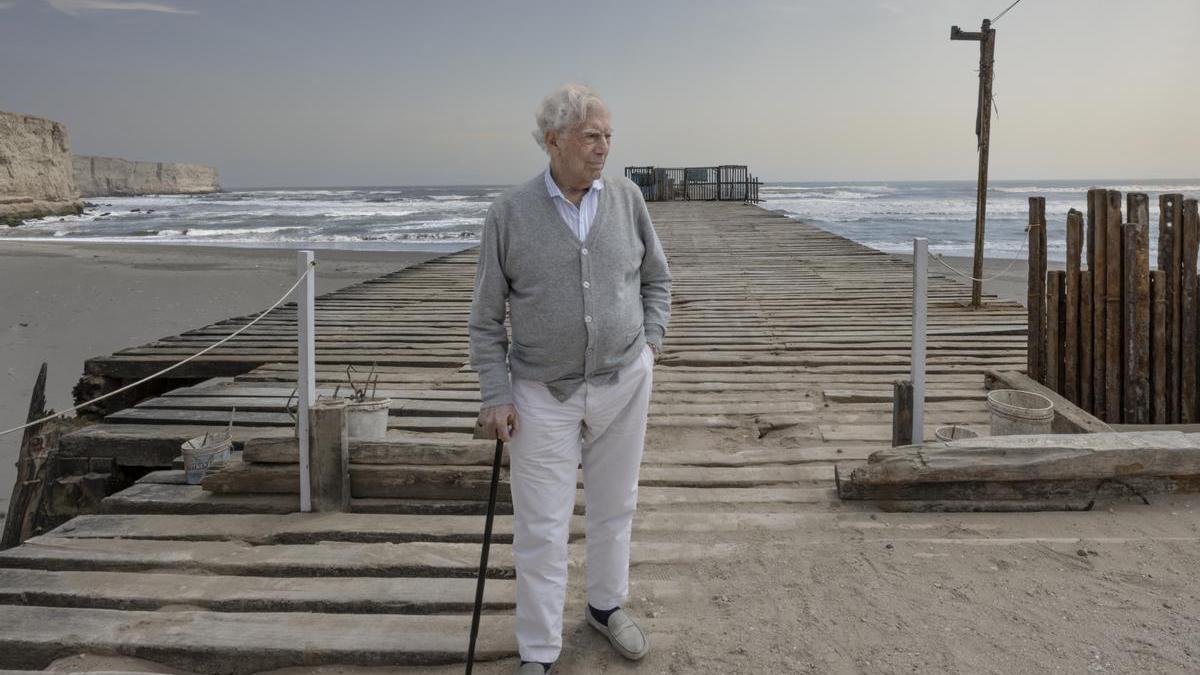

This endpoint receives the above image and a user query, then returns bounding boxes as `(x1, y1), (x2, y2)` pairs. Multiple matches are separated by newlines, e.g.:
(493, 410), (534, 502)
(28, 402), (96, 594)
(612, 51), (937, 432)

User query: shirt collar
(544, 166), (604, 201)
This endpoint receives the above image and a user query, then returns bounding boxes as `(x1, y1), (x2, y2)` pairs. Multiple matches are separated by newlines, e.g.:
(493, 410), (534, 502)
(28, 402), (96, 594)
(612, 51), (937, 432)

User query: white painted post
(912, 238), (928, 443)
(297, 250), (315, 512)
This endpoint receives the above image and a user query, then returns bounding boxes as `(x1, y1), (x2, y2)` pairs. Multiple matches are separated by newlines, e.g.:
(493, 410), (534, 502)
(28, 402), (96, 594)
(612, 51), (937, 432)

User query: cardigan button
(581, 248), (589, 255)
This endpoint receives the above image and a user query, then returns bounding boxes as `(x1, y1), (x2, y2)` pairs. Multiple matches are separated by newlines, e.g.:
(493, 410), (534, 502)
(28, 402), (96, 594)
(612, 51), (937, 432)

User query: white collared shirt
(544, 166), (604, 242)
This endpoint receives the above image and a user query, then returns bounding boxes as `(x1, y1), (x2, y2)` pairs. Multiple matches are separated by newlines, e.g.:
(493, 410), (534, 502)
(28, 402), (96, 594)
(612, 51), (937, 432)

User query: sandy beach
(899, 253), (1067, 308)
(0, 241), (450, 518)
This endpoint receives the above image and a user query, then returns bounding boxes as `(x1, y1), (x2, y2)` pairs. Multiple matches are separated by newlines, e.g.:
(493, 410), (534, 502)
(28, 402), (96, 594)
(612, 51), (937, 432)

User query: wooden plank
(1027, 197), (1047, 382)
(309, 400), (349, 513)
(0, 536), (730, 578)
(1104, 189), (1123, 422)
(1123, 222), (1151, 423)
(891, 379), (913, 447)
(1160, 194), (1183, 422)
(1181, 198), (1199, 423)
(1091, 189), (1107, 419)
(1079, 270), (1093, 412)
(0, 604), (515, 672)
(0, 567), (515, 614)
(1045, 271), (1065, 394)
(840, 431), (1200, 485)
(1151, 270), (1168, 424)
(1064, 209), (1083, 403)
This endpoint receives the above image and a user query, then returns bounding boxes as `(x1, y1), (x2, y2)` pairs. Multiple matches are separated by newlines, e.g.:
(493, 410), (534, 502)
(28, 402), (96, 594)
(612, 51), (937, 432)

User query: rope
(992, 0), (1024, 24)
(0, 261), (316, 439)
(928, 223), (1039, 283)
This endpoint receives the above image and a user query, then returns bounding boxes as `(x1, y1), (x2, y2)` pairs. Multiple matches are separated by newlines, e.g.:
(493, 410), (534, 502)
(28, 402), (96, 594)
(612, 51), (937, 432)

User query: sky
(0, 0), (1196, 187)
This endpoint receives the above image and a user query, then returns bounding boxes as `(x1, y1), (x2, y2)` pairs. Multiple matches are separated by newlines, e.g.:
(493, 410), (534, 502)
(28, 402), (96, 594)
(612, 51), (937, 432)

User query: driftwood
(1, 364), (52, 550)
(836, 431), (1200, 511)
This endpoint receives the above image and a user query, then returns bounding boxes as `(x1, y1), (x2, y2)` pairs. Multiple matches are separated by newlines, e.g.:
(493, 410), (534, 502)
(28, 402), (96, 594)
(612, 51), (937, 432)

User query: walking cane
(466, 425), (505, 674)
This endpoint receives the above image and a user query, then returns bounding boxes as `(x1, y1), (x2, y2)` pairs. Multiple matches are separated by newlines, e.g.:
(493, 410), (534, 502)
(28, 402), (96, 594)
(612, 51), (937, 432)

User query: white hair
(532, 83), (608, 153)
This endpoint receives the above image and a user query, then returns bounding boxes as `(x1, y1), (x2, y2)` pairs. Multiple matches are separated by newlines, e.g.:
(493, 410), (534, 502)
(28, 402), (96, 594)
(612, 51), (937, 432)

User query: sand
(898, 254), (1066, 308)
(0, 241), (451, 517)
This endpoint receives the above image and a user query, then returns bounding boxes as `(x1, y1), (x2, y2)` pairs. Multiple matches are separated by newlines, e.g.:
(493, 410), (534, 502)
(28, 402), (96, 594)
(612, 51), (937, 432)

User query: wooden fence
(625, 165), (761, 203)
(1028, 190), (1200, 424)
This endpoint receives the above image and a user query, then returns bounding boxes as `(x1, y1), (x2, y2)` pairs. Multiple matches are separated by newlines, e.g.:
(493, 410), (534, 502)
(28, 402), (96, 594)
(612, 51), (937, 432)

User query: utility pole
(951, 19), (996, 309)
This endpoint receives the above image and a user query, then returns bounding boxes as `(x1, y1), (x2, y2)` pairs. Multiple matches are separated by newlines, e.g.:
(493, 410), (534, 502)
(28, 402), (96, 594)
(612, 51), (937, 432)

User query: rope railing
(926, 222), (1039, 283)
(0, 260), (317, 439)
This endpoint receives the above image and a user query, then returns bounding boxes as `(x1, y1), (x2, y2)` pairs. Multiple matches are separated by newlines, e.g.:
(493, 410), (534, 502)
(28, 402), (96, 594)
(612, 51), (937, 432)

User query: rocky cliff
(73, 155), (220, 197)
(0, 110), (82, 224)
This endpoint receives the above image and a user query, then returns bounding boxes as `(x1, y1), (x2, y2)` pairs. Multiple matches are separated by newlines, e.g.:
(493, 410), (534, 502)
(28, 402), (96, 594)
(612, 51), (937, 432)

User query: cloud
(45, 0), (197, 15)
(0, 1), (19, 8)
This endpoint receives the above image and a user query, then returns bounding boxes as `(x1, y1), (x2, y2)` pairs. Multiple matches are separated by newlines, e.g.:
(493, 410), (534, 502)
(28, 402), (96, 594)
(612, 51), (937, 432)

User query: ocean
(4, 179), (1198, 261)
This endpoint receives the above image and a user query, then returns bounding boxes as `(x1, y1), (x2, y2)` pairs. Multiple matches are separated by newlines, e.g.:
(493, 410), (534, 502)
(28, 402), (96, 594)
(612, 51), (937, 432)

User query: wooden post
(1151, 270), (1168, 424)
(950, 19), (996, 308)
(1027, 197), (1047, 383)
(892, 379), (914, 447)
(1160, 194), (1183, 422)
(1126, 194), (1150, 425)
(309, 399), (350, 512)
(1079, 269), (1093, 412)
(1046, 271), (1065, 394)
(1104, 190), (1123, 422)
(1064, 209), (1083, 403)
(912, 238), (928, 443)
(1123, 222), (1150, 424)
(1, 364), (49, 550)
(1181, 199), (1200, 423)
(1091, 190), (1107, 419)
(297, 251), (316, 512)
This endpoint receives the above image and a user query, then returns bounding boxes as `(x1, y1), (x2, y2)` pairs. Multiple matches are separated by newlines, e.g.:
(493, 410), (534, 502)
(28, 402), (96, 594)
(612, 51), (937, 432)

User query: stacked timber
(1028, 191), (1200, 424)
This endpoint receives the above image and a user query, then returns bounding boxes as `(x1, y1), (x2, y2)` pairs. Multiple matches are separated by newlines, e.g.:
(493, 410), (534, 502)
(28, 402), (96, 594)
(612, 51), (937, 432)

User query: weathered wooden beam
(1091, 189), (1107, 419)
(1160, 194), (1183, 422)
(1027, 197), (1047, 382)
(1181, 199), (1199, 423)
(309, 400), (349, 512)
(1104, 190), (1124, 422)
(1151, 270), (1168, 424)
(1064, 209), (1083, 403)
(1079, 270), (1093, 413)
(1, 364), (49, 550)
(1046, 271), (1065, 394)
(891, 379), (913, 447)
(838, 431), (1200, 508)
(1123, 222), (1151, 424)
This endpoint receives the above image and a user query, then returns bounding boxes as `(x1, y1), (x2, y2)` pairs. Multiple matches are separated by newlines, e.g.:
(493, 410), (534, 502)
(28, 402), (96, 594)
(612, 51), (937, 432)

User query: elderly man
(468, 83), (671, 674)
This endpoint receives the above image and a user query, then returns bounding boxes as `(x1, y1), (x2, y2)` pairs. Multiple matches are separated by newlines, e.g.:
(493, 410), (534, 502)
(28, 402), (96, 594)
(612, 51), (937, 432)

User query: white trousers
(508, 344), (655, 664)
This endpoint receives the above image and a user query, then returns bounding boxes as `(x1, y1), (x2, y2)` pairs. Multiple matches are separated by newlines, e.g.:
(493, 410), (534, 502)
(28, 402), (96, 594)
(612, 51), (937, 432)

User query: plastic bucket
(935, 425), (979, 442)
(986, 389), (1054, 436)
(182, 433), (233, 485)
(346, 398), (390, 440)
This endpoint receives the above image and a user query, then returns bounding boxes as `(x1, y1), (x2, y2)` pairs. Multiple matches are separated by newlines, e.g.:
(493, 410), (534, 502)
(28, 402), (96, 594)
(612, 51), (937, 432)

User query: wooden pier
(1, 202), (1040, 670)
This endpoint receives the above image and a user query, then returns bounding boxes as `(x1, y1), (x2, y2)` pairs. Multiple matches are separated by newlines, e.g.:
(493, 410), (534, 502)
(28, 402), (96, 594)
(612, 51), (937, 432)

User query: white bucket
(934, 425), (979, 442)
(987, 389), (1054, 436)
(182, 433), (233, 485)
(346, 398), (390, 440)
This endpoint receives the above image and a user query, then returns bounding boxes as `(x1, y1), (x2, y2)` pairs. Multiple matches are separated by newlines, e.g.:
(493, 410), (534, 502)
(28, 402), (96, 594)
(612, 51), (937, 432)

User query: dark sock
(519, 661), (552, 673)
(589, 604), (618, 626)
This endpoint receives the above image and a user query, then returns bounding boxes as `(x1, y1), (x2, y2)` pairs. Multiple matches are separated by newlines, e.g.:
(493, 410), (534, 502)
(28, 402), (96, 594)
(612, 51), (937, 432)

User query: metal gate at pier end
(625, 165), (762, 204)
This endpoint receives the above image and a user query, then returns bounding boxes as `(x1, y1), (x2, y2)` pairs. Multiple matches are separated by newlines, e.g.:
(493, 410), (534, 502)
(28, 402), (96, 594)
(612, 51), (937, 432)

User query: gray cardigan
(468, 172), (672, 409)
